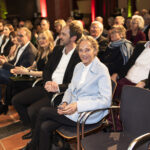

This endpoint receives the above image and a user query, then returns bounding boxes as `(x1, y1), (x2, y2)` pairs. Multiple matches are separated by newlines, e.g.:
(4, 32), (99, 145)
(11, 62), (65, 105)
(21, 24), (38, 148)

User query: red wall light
(91, 0), (95, 22)
(40, 0), (47, 17)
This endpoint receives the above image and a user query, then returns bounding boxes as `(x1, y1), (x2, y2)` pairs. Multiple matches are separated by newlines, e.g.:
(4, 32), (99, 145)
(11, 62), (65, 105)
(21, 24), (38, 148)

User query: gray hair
(91, 21), (103, 31)
(132, 15), (144, 30)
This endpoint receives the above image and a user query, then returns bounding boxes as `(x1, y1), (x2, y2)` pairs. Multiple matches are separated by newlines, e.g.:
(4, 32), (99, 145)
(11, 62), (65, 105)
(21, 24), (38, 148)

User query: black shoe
(22, 131), (32, 140)
(0, 104), (8, 115)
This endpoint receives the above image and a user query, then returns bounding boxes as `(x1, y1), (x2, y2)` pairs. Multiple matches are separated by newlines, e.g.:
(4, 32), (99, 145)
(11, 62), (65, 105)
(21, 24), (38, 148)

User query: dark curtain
(95, 0), (118, 25)
(131, 0), (137, 14)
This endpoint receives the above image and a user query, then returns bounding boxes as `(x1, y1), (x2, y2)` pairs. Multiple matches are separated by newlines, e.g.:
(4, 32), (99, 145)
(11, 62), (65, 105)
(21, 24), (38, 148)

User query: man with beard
(90, 21), (109, 59)
(12, 21), (82, 140)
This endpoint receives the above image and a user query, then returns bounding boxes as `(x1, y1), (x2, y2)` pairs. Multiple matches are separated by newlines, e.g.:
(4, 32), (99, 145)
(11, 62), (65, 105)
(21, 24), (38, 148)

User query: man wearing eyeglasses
(90, 21), (109, 60)
(0, 27), (37, 108)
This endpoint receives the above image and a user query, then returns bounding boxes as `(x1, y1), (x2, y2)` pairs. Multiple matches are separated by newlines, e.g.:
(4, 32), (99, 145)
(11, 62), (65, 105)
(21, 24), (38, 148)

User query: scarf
(108, 39), (133, 65)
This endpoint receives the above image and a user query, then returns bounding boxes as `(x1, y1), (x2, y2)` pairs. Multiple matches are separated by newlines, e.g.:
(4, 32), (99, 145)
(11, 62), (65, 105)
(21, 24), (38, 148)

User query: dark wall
(46, 0), (71, 29)
(95, 0), (118, 25)
(5, 0), (37, 19)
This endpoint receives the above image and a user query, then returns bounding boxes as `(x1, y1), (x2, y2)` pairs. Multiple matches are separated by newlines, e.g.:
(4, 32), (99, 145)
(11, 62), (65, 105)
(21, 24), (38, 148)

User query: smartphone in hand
(57, 105), (64, 110)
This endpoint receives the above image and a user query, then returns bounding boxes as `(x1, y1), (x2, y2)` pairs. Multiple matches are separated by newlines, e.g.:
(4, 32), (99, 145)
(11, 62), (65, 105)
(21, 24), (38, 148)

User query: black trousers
(5, 79), (33, 105)
(31, 107), (77, 150)
(12, 86), (52, 128)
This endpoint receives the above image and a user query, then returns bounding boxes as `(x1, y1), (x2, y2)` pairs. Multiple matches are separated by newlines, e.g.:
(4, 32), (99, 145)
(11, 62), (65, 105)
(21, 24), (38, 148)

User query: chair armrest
(51, 92), (64, 107)
(32, 78), (43, 87)
(128, 133), (150, 150)
(81, 105), (120, 137)
(82, 105), (120, 125)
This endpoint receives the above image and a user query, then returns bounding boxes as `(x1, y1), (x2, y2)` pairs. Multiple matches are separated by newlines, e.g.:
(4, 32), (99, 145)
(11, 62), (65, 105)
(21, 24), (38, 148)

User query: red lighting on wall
(40, 0), (47, 17)
(91, 0), (95, 22)
(103, 1), (106, 17)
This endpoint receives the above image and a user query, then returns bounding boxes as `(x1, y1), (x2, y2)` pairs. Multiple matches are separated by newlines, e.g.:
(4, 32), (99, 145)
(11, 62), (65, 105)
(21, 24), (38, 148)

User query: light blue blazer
(62, 57), (112, 124)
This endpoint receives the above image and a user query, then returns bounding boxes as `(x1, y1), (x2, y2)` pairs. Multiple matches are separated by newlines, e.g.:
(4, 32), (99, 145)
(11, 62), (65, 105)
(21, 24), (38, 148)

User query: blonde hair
(115, 16), (125, 25)
(37, 30), (54, 63)
(131, 15), (144, 30)
(111, 25), (126, 39)
(77, 35), (99, 56)
(54, 19), (66, 28)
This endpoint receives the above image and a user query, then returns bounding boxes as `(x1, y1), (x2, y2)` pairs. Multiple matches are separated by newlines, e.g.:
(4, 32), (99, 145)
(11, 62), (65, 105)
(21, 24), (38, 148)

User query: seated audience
(90, 21), (109, 59)
(0, 30), (54, 114)
(0, 24), (14, 56)
(136, 73), (150, 89)
(114, 16), (125, 26)
(7, 31), (20, 61)
(21, 35), (112, 150)
(113, 28), (150, 99)
(100, 25), (133, 76)
(12, 21), (82, 140)
(126, 15), (146, 46)
(143, 14), (150, 41)
(53, 19), (66, 46)
(107, 16), (114, 30)
(0, 20), (4, 47)
(40, 18), (50, 32)
(140, 9), (149, 17)
(125, 17), (132, 31)
(0, 27), (37, 113)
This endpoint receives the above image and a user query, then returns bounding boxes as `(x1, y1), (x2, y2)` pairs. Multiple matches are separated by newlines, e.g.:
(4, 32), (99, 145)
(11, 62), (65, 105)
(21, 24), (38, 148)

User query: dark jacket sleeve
(100, 46), (124, 75)
(2, 43), (37, 71)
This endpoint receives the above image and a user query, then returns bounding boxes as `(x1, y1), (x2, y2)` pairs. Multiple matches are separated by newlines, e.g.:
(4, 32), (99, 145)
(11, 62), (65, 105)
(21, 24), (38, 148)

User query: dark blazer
(97, 35), (109, 59)
(2, 42), (37, 71)
(100, 46), (124, 75)
(118, 41), (146, 79)
(143, 24), (150, 41)
(0, 38), (14, 56)
(43, 45), (81, 92)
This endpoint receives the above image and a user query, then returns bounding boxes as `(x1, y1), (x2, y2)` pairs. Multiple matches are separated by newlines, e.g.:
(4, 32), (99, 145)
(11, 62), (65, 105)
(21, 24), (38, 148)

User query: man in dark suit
(0, 27), (37, 111)
(12, 21), (82, 139)
(90, 21), (109, 59)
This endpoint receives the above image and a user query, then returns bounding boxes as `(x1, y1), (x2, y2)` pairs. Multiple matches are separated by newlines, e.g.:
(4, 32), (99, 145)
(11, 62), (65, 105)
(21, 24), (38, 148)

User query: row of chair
(41, 78), (150, 150)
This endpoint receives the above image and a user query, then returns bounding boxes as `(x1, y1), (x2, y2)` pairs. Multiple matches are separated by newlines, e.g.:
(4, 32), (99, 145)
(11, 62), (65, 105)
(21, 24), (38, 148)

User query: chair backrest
(120, 85), (150, 135)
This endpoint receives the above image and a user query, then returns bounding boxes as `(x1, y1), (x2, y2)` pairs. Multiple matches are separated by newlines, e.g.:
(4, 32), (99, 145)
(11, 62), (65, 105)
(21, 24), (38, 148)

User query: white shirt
(1, 37), (9, 54)
(0, 34), (4, 47)
(52, 47), (75, 84)
(54, 36), (59, 46)
(14, 41), (30, 66)
(79, 63), (92, 86)
(126, 42), (150, 83)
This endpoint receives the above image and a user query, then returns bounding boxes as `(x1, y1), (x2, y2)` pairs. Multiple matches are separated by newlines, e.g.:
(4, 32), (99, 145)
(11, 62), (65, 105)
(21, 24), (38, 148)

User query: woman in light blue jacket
(22, 36), (112, 150)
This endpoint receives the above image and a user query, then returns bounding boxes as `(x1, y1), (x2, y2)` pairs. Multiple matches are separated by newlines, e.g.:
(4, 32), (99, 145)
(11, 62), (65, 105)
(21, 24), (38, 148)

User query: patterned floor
(0, 106), (30, 150)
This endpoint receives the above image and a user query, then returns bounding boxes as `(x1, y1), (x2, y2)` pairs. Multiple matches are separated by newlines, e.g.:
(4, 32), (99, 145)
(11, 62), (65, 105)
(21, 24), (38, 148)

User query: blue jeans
(0, 68), (12, 101)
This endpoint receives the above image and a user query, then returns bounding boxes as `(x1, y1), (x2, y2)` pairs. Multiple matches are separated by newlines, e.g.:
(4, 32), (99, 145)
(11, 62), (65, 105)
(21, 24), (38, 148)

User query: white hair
(91, 21), (103, 31)
(132, 15), (144, 29)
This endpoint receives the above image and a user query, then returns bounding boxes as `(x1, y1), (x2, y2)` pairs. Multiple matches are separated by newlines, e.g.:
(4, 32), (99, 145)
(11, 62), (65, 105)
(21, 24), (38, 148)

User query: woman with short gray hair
(126, 15), (146, 46)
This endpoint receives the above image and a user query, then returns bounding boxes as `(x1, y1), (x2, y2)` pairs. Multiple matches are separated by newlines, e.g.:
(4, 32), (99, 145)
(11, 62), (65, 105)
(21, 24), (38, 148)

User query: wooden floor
(0, 106), (30, 150)
(0, 106), (77, 150)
